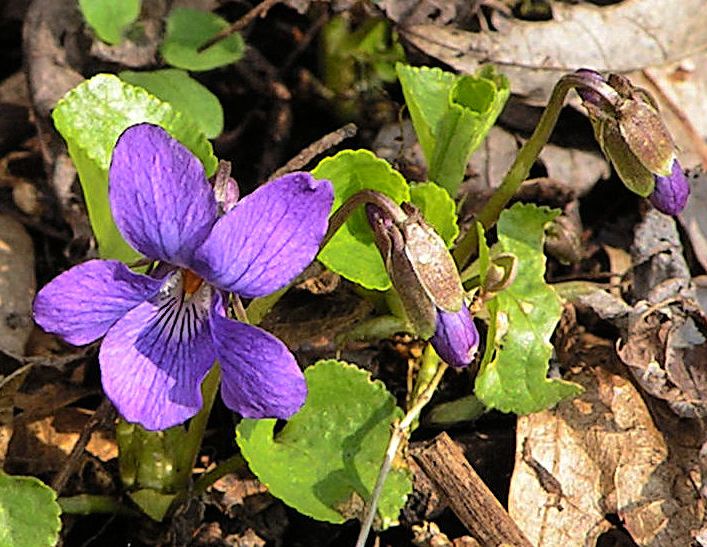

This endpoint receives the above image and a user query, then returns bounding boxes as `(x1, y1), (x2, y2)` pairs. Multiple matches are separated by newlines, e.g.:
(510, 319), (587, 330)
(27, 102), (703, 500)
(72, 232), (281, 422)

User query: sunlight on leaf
(0, 471), (61, 547)
(53, 74), (217, 262)
(397, 64), (509, 196)
(475, 203), (582, 413)
(237, 360), (411, 528)
(313, 149), (409, 290)
(119, 69), (224, 139)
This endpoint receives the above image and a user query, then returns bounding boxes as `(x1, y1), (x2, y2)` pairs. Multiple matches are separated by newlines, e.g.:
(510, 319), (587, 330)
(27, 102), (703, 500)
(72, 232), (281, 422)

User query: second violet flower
(34, 123), (334, 431)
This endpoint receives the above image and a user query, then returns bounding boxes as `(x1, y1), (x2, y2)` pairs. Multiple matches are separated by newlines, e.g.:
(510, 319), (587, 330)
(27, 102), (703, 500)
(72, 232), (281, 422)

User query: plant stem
(355, 350), (448, 547)
(322, 190), (407, 249)
(59, 495), (138, 516)
(453, 73), (591, 269)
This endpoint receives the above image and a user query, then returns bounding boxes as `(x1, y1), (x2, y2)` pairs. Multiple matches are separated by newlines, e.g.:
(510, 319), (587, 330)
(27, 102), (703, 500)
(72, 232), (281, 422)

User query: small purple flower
(33, 123), (334, 431)
(649, 158), (690, 215)
(431, 307), (479, 368)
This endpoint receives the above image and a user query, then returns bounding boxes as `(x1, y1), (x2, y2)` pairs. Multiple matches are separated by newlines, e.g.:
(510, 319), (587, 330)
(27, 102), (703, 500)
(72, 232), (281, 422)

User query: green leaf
(160, 8), (245, 72)
(313, 149), (410, 290)
(397, 64), (509, 196)
(409, 182), (459, 246)
(429, 68), (509, 195)
(0, 471), (61, 547)
(78, 0), (140, 45)
(52, 74), (217, 262)
(396, 64), (458, 162)
(119, 69), (224, 139)
(237, 360), (411, 528)
(475, 203), (582, 413)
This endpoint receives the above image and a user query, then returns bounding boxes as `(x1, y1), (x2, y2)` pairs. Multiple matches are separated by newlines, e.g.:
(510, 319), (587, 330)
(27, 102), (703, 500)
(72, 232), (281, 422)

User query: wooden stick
(197, 0), (283, 52)
(413, 432), (533, 547)
(268, 123), (357, 180)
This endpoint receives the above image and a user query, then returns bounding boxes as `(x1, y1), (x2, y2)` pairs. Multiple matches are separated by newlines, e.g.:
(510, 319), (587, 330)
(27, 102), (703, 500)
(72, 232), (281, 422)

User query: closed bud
(431, 306), (479, 368)
(367, 201), (464, 340)
(650, 159), (690, 215)
(574, 69), (681, 201)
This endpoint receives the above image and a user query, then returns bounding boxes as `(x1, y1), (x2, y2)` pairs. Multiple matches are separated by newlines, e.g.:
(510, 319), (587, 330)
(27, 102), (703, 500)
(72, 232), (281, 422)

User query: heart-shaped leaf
(237, 360), (411, 528)
(0, 471), (61, 547)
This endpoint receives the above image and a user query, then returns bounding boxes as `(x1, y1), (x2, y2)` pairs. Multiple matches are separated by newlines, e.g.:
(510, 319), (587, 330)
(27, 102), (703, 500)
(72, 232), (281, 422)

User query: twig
(280, 9), (329, 74)
(269, 123), (358, 180)
(642, 68), (707, 169)
(413, 432), (534, 547)
(355, 359), (448, 547)
(197, 0), (283, 52)
(51, 398), (115, 494)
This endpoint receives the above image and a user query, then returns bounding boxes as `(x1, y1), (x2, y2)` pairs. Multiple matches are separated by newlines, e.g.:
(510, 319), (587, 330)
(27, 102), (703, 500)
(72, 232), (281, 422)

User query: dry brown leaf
(510, 360), (702, 546)
(614, 209), (707, 418)
(0, 214), (35, 356)
(466, 126), (608, 197)
(398, 0), (707, 103)
(5, 407), (117, 474)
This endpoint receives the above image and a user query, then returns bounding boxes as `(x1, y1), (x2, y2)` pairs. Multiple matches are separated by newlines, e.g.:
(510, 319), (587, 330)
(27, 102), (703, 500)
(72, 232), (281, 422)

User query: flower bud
(431, 306), (479, 368)
(366, 201), (464, 340)
(575, 69), (681, 201)
(649, 159), (690, 215)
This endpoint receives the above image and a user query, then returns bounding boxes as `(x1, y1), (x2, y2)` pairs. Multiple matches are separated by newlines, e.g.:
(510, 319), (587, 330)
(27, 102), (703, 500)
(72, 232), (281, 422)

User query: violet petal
(193, 172), (333, 298)
(100, 273), (216, 430)
(650, 159), (690, 215)
(430, 306), (479, 368)
(33, 259), (161, 346)
(210, 298), (306, 418)
(109, 123), (217, 266)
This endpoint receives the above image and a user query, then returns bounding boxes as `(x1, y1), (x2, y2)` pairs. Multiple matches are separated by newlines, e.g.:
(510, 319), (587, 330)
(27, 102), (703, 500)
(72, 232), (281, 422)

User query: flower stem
(322, 189), (407, 249)
(355, 348), (447, 547)
(58, 495), (138, 516)
(453, 73), (590, 269)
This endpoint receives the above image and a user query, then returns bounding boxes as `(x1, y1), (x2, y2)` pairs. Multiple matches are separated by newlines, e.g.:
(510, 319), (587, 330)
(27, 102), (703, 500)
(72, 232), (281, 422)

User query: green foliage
(78, 0), (141, 45)
(119, 69), (224, 139)
(475, 203), (582, 413)
(52, 74), (217, 262)
(397, 64), (509, 196)
(409, 182), (459, 246)
(237, 360), (411, 528)
(0, 471), (61, 547)
(321, 15), (405, 120)
(313, 149), (409, 290)
(160, 8), (245, 72)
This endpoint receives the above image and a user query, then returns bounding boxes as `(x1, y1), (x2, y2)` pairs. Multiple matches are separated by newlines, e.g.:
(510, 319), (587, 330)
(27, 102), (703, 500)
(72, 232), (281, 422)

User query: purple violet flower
(33, 123), (334, 431)
(649, 158), (690, 215)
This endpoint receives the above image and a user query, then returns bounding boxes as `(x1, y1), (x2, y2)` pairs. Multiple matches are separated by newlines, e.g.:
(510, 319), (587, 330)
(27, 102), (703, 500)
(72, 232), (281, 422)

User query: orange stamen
(182, 269), (204, 295)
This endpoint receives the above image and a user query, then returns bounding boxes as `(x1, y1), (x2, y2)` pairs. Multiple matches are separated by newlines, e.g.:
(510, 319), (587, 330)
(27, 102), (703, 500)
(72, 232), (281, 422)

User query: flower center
(182, 269), (204, 295)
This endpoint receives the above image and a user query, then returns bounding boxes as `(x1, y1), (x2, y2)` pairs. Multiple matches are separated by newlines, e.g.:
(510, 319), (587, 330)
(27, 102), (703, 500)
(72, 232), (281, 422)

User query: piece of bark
(413, 432), (533, 547)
